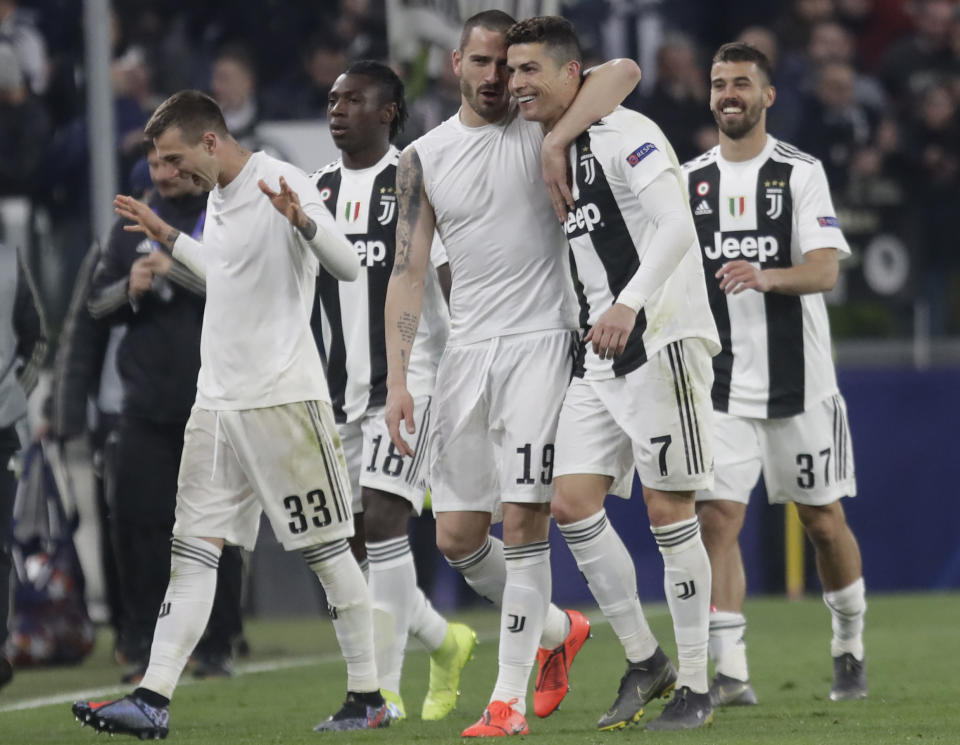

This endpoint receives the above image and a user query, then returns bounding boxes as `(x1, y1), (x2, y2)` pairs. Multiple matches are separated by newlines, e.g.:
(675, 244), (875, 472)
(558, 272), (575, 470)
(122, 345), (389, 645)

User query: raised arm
(542, 59), (643, 218)
(384, 145), (435, 455)
(258, 175), (358, 281)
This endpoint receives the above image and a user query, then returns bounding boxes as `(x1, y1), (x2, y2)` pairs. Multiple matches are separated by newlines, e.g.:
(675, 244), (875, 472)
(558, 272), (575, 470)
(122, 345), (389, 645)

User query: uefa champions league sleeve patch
(817, 216), (840, 227)
(626, 142), (658, 167)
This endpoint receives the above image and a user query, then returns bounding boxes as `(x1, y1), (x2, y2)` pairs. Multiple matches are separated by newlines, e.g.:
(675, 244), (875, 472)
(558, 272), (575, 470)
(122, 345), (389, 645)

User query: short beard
(712, 107), (762, 140)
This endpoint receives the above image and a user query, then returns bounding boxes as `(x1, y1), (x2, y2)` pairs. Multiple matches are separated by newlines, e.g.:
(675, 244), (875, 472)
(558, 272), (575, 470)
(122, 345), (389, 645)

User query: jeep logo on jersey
(354, 239), (388, 266)
(703, 231), (779, 262)
(377, 188), (396, 225)
(563, 203), (603, 237)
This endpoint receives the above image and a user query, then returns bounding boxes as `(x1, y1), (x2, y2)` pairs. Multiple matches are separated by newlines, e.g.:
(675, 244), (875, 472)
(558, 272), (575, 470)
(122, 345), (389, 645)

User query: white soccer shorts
(338, 397), (433, 515)
(555, 338), (716, 494)
(174, 402), (355, 551)
(429, 329), (575, 514)
(696, 392), (857, 506)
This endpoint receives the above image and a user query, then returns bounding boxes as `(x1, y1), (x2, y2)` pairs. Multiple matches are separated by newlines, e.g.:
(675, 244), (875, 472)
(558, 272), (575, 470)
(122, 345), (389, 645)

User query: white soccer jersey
(189, 152), (335, 410)
(311, 146), (449, 424)
(682, 135), (851, 419)
(414, 109), (578, 345)
(564, 107), (719, 379)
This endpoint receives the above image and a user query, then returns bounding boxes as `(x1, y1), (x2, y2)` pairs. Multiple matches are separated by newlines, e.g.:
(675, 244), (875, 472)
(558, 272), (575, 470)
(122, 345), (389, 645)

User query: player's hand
(114, 194), (175, 244)
(541, 131), (574, 223)
(128, 257), (154, 298)
(385, 386), (416, 457)
(140, 250), (174, 276)
(585, 302), (636, 360)
(258, 176), (309, 230)
(716, 260), (770, 294)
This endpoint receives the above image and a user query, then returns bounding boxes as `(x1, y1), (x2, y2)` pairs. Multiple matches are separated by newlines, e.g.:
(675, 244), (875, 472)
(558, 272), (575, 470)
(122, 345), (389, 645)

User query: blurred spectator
(210, 43), (261, 148)
(796, 61), (876, 189)
(0, 0), (49, 94)
(773, 0), (836, 53)
(0, 42), (51, 197)
(880, 0), (956, 101)
(630, 32), (715, 162)
(903, 82), (960, 334)
(333, 0), (387, 60)
(836, 0), (914, 71)
(264, 35), (347, 120)
(807, 20), (887, 111)
(396, 57), (461, 147)
(737, 26), (806, 141)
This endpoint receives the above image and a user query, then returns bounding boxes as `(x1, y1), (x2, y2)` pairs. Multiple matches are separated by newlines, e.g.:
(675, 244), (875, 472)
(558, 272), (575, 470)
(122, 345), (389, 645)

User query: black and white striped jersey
(564, 107), (719, 379)
(311, 146), (448, 424)
(682, 135), (850, 419)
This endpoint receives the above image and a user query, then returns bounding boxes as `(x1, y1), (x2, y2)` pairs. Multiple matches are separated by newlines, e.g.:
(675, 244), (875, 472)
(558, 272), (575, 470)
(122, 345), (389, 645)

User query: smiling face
(154, 126), (221, 191)
(507, 41), (580, 129)
(327, 72), (393, 155)
(453, 26), (511, 123)
(147, 146), (203, 199)
(709, 60), (774, 140)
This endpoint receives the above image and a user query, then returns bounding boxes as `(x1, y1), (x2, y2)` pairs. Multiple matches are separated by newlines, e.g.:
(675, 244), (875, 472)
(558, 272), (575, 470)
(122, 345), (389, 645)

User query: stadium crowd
(1, 0), (959, 339)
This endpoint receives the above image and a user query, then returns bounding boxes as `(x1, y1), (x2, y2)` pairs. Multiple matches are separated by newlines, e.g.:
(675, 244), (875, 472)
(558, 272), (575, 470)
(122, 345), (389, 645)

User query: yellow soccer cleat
(421, 622), (478, 720)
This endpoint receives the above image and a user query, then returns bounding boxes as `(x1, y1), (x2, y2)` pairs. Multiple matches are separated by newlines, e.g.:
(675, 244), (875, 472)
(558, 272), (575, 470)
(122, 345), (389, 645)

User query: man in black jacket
(87, 142), (243, 680)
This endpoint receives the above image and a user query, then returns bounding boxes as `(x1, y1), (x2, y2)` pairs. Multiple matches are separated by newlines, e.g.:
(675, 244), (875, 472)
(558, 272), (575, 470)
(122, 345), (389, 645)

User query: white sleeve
(429, 232), (448, 268)
(281, 164), (360, 281)
(615, 171), (698, 313)
(171, 233), (206, 279)
(615, 126), (675, 197)
(794, 160), (851, 258)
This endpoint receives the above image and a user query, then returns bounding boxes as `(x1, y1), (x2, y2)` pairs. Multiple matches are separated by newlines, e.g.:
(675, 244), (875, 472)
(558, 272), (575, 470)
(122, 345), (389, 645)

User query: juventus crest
(579, 147), (596, 186)
(377, 187), (396, 226)
(764, 179), (785, 219)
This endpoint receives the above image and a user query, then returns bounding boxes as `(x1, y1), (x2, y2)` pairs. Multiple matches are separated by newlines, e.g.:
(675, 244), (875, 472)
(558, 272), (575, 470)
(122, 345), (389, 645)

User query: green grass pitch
(1, 592), (958, 744)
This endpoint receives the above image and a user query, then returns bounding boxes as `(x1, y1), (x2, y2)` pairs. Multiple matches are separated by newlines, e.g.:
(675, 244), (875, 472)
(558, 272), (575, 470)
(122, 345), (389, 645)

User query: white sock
(409, 589), (448, 652)
(303, 540), (378, 693)
(366, 537), (416, 693)
(490, 541), (552, 715)
(652, 517), (711, 694)
(559, 510), (658, 662)
(140, 537), (221, 699)
(823, 577), (866, 660)
(709, 610), (749, 681)
(446, 535), (568, 649)
(358, 556), (369, 582)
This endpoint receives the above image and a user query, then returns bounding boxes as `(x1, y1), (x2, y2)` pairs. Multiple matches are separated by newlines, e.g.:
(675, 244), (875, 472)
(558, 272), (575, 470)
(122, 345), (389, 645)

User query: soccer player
(87, 140), (244, 682)
(310, 60), (477, 721)
(384, 10), (641, 737)
(71, 90), (388, 738)
(684, 42), (867, 704)
(506, 17), (720, 732)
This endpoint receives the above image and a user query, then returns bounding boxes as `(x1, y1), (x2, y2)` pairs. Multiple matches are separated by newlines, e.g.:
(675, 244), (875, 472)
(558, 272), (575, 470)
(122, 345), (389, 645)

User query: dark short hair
(144, 90), (229, 144)
(342, 59), (408, 141)
(459, 9), (516, 50)
(505, 16), (582, 66)
(712, 42), (773, 84)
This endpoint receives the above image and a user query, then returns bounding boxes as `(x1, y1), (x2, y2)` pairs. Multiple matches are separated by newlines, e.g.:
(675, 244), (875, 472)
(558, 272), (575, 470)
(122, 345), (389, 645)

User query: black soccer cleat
(830, 653), (867, 701)
(313, 691), (390, 733)
(596, 647), (677, 730)
(646, 685), (713, 731)
(709, 672), (758, 706)
(72, 695), (170, 739)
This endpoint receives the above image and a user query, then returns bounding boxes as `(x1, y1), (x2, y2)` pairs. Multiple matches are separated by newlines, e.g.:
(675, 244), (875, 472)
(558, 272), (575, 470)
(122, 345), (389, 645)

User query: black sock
(349, 690), (384, 707)
(133, 688), (170, 708)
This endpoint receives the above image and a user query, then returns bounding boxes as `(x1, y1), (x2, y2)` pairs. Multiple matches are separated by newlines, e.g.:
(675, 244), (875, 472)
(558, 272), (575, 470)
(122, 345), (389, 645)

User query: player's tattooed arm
(164, 229), (181, 249)
(297, 218), (317, 241)
(385, 145), (436, 456)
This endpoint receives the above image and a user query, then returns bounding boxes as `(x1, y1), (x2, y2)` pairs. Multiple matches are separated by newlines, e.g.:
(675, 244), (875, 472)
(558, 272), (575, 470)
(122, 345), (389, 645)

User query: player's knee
(435, 527), (483, 562)
(697, 500), (744, 547)
(361, 489), (412, 543)
(798, 502), (846, 546)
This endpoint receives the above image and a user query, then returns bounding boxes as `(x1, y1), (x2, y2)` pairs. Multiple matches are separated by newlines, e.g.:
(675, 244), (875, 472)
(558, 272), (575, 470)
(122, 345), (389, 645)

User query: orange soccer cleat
(461, 699), (530, 737)
(533, 609), (591, 718)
